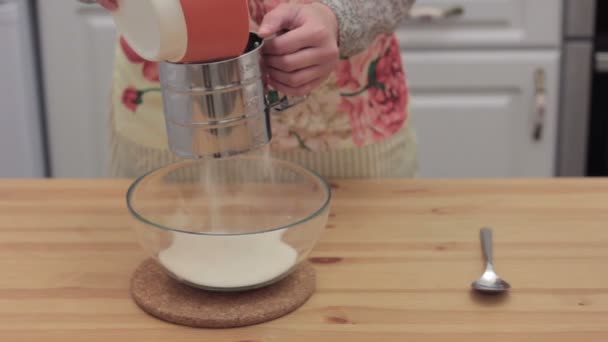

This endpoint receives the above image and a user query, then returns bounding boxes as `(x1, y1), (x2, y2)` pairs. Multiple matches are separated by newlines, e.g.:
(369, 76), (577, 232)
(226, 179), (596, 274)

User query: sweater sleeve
(318, 0), (416, 58)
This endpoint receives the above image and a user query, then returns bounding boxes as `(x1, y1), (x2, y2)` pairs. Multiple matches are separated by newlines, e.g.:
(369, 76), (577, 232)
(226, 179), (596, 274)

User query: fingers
(257, 3), (340, 97)
(258, 4), (301, 38)
(259, 4), (335, 55)
(264, 47), (338, 72)
(263, 25), (330, 56)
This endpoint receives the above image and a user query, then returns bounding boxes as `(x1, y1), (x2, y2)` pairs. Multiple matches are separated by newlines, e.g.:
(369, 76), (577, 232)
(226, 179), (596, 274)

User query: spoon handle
(480, 227), (493, 265)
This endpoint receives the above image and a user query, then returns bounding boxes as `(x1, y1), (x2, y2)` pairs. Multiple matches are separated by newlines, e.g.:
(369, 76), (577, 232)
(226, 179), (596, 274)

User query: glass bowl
(126, 156), (331, 292)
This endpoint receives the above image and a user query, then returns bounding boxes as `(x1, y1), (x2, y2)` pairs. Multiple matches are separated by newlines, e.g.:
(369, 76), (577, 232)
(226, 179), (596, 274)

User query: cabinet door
(38, 0), (116, 177)
(397, 0), (562, 49)
(403, 51), (560, 178)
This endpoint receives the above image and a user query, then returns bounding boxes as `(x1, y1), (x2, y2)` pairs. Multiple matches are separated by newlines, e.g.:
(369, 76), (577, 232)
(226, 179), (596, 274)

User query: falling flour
(158, 229), (298, 289)
(158, 147), (300, 289)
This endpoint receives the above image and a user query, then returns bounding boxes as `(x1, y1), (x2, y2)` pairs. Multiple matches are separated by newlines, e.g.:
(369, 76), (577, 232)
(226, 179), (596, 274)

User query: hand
(96, 0), (118, 11)
(258, 3), (339, 96)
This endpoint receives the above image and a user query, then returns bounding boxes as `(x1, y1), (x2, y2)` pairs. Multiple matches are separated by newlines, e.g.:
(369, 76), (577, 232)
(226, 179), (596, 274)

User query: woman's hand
(96, 0), (118, 11)
(258, 3), (339, 96)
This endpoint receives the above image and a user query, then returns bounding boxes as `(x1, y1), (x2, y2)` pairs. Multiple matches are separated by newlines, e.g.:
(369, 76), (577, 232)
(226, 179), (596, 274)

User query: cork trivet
(130, 258), (316, 328)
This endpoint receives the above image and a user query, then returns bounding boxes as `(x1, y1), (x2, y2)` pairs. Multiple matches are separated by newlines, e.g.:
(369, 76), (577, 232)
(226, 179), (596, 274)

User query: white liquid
(158, 229), (298, 289)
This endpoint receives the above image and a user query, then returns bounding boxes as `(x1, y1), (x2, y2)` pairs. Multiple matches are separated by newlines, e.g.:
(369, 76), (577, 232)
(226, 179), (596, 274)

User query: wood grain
(1, 178), (608, 341)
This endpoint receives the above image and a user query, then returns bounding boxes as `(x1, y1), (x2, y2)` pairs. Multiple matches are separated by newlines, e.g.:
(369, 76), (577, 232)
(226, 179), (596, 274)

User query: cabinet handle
(595, 52), (608, 73)
(532, 69), (546, 142)
(407, 5), (465, 22)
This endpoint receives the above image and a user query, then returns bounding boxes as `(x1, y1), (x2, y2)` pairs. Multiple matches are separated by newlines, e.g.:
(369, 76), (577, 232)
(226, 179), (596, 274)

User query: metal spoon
(471, 227), (511, 293)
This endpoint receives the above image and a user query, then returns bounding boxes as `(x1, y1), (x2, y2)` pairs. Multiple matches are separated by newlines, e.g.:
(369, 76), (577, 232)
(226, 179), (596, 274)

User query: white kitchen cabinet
(38, 0), (116, 177)
(398, 0), (562, 49)
(403, 51), (560, 177)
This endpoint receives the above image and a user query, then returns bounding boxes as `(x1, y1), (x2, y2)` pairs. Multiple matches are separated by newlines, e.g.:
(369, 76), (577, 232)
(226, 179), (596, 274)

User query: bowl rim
(125, 156), (332, 236)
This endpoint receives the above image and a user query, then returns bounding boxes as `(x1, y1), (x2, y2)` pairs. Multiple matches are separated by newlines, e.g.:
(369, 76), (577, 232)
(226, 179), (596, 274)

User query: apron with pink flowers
(108, 0), (418, 178)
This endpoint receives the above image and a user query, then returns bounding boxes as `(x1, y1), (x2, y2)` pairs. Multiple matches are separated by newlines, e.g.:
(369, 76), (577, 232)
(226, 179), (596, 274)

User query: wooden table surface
(1, 178), (608, 341)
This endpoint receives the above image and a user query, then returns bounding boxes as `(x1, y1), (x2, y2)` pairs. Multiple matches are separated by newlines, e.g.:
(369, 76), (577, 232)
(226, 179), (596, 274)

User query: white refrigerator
(0, 0), (46, 177)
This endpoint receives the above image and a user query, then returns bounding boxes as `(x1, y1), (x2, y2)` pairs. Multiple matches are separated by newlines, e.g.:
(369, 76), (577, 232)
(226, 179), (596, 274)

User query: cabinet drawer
(397, 0), (562, 49)
(402, 51), (560, 178)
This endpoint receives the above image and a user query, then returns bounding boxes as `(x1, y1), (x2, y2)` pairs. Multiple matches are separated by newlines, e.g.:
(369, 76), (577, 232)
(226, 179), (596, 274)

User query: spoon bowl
(471, 227), (511, 293)
(472, 272), (511, 293)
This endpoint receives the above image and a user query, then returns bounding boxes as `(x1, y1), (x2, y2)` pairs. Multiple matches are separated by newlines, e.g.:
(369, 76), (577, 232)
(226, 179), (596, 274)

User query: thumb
(258, 5), (299, 38)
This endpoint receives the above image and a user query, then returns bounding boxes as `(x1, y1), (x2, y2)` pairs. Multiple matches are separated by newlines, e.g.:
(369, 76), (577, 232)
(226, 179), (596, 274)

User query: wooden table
(1, 178), (608, 341)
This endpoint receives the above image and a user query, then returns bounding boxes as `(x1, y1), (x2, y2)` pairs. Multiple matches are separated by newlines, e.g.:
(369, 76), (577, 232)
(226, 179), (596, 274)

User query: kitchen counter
(1, 178), (608, 341)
